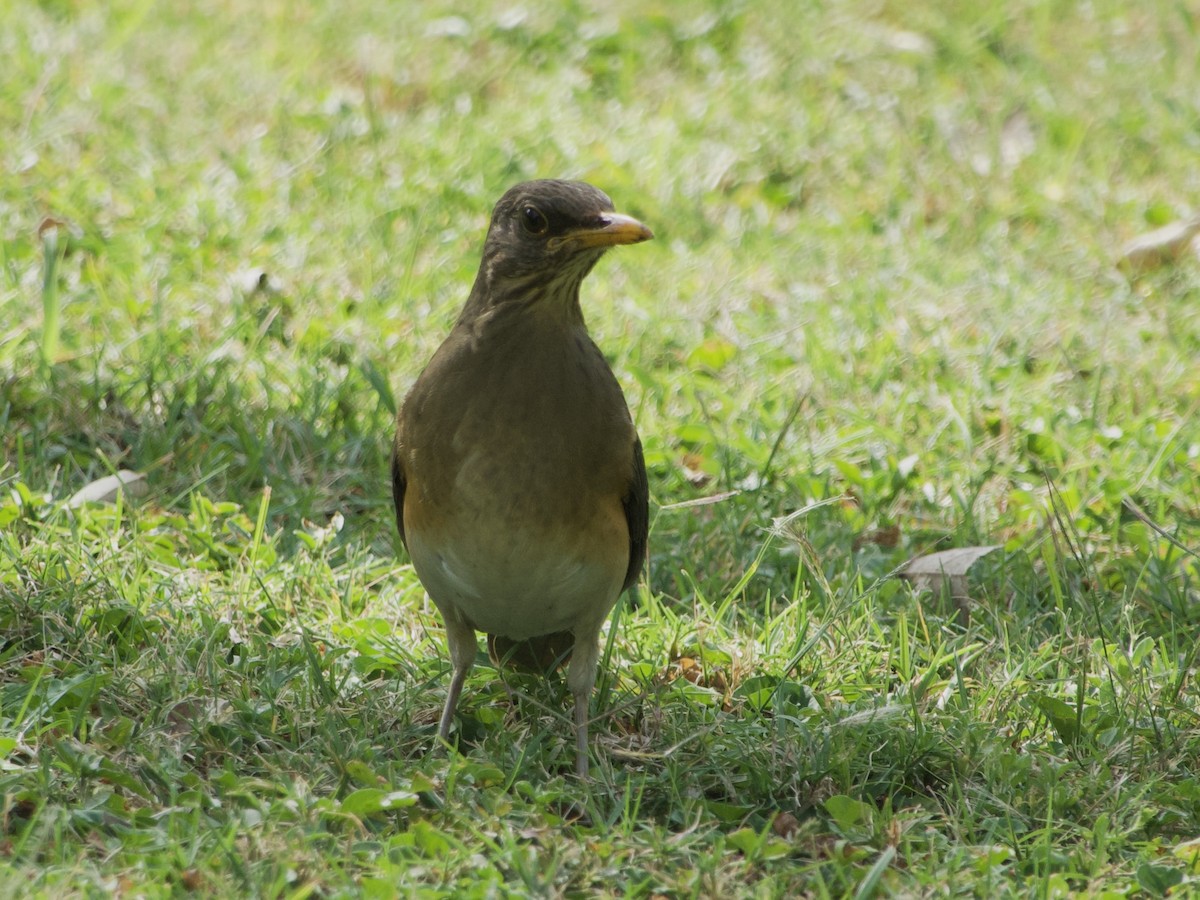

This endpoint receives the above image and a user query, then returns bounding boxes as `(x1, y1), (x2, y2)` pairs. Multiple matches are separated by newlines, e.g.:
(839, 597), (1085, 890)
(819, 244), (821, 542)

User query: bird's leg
(573, 692), (590, 778)
(437, 614), (479, 745)
(437, 666), (467, 742)
(567, 634), (603, 777)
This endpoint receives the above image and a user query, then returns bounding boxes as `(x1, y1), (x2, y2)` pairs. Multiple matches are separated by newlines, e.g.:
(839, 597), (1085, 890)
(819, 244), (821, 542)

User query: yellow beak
(562, 212), (654, 249)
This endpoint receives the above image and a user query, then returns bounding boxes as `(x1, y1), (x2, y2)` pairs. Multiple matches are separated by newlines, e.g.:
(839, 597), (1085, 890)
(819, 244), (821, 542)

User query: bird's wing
(391, 446), (408, 549)
(621, 436), (649, 594)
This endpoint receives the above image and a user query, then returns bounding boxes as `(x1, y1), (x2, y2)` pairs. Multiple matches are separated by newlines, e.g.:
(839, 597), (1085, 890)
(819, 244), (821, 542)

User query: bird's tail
(487, 632), (574, 673)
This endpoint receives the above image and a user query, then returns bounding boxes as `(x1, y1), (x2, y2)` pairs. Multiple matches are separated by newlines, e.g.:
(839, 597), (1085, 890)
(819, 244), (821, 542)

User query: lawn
(2, 0), (1199, 895)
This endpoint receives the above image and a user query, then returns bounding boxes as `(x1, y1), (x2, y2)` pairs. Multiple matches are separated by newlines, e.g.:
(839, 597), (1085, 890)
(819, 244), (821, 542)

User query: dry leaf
(865, 23), (933, 56)
(1118, 215), (1200, 274)
(659, 490), (740, 511)
(678, 657), (702, 684)
(165, 697), (231, 738)
(37, 216), (69, 239)
(853, 525), (901, 550)
(679, 452), (711, 487)
(66, 470), (148, 507)
(884, 30), (933, 55)
(179, 870), (205, 892)
(773, 811), (801, 838)
(900, 545), (1001, 594)
(900, 545), (1002, 623)
(1000, 110), (1035, 170)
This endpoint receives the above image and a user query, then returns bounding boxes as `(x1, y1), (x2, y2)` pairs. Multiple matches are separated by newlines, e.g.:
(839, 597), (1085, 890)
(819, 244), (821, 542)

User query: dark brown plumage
(392, 179), (651, 776)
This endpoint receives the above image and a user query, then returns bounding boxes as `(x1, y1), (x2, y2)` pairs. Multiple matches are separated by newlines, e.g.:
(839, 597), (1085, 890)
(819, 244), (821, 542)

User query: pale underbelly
(406, 518), (627, 639)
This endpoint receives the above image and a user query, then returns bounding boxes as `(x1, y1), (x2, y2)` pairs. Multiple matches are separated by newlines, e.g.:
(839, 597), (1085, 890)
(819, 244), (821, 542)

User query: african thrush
(392, 179), (651, 776)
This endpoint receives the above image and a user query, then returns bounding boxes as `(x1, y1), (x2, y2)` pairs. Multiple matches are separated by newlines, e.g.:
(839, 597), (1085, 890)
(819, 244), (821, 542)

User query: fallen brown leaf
(772, 811), (801, 838)
(66, 470), (148, 507)
(853, 525), (901, 550)
(1118, 215), (1200, 274)
(679, 452), (711, 487)
(900, 545), (1003, 623)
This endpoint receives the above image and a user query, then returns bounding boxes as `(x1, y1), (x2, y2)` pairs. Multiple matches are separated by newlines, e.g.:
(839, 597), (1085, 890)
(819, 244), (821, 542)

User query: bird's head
(471, 180), (652, 315)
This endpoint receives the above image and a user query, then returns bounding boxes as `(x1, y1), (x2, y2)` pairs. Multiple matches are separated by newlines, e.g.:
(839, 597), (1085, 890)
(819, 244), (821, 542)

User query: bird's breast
(398, 324), (636, 638)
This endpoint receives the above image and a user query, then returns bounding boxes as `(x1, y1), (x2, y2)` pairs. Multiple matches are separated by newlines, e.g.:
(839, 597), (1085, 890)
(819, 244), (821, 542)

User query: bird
(392, 179), (652, 776)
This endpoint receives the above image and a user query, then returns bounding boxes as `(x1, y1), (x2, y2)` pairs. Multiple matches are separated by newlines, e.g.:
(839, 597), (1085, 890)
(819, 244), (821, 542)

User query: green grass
(3, 0), (1199, 895)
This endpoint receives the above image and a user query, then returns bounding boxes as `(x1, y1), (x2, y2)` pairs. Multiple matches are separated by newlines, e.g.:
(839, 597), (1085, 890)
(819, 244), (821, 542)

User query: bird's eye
(521, 205), (549, 235)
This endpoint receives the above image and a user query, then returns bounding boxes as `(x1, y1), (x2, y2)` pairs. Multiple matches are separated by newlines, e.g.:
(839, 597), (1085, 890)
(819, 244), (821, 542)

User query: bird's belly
(406, 517), (626, 639)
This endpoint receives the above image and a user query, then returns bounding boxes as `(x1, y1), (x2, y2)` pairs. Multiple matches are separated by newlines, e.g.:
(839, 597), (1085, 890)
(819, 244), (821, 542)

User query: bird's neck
(457, 271), (588, 336)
